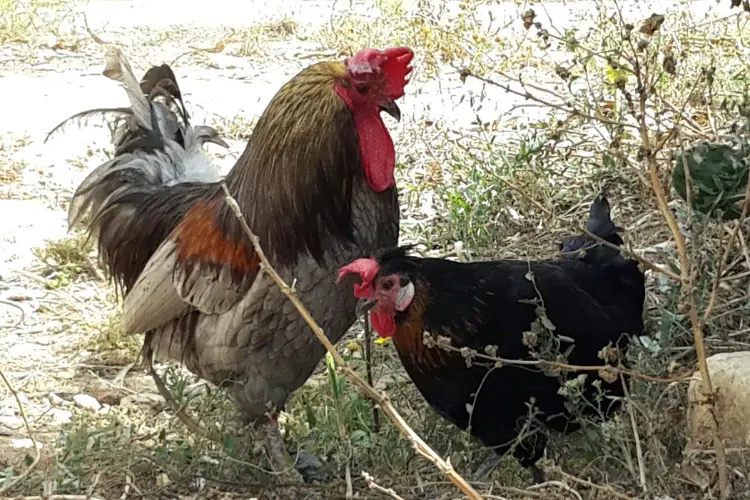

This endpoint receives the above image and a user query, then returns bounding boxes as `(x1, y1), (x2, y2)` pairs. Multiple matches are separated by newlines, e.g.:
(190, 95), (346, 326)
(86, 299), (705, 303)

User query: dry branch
(0, 368), (40, 495)
(624, 16), (730, 493)
(219, 183), (484, 500)
(362, 471), (406, 500)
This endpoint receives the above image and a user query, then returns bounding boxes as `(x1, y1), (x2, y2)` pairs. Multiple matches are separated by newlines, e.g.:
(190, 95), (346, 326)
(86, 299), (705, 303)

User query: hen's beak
(356, 298), (376, 318)
(380, 99), (401, 122)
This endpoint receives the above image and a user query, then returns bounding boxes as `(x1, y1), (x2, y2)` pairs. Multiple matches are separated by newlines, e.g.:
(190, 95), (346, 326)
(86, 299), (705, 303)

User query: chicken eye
(356, 84), (368, 94)
(381, 279), (394, 291)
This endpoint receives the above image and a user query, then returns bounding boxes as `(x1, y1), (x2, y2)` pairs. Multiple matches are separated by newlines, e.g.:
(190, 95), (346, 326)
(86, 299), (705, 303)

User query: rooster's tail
(49, 48), (228, 292)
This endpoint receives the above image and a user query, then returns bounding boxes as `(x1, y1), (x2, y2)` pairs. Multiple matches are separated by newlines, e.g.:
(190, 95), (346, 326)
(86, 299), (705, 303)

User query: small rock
(156, 473), (171, 487)
(11, 438), (42, 449)
(73, 393), (101, 411)
(49, 408), (72, 424)
(90, 386), (121, 406)
(48, 392), (66, 406)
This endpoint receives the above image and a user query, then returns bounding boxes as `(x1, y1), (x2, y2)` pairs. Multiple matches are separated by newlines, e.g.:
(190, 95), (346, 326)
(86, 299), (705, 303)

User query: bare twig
(0, 368), (41, 494)
(430, 337), (692, 384)
(0, 300), (25, 329)
(621, 375), (646, 492)
(551, 467), (636, 500)
(147, 361), (213, 440)
(219, 182), (483, 500)
(362, 471), (406, 500)
(456, 67), (636, 129)
(363, 315), (381, 433)
(580, 229), (682, 282)
(623, 7), (730, 492)
(82, 13), (108, 45)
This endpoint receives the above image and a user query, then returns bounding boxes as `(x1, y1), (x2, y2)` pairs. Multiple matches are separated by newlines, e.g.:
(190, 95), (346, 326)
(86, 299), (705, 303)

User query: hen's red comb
(347, 47), (414, 99)
(337, 257), (380, 298)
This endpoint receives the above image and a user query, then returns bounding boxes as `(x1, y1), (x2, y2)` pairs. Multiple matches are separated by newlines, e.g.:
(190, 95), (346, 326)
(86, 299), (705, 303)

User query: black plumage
(339, 194), (645, 481)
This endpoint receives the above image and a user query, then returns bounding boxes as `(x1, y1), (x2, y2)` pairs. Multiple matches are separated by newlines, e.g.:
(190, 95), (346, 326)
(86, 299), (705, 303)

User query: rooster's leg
(260, 414), (329, 483)
(260, 414), (304, 482)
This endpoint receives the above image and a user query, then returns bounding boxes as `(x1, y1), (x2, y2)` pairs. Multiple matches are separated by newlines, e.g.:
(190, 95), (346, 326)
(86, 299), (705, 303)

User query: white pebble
(73, 394), (102, 411)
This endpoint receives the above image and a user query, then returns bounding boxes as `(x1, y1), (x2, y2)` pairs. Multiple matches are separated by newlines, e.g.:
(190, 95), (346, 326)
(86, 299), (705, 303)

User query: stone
(73, 393), (102, 412)
(686, 351), (750, 450)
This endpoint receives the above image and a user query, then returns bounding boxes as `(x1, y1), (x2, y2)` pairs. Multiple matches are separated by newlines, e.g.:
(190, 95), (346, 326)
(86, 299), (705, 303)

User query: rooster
(338, 194), (645, 482)
(51, 47), (413, 479)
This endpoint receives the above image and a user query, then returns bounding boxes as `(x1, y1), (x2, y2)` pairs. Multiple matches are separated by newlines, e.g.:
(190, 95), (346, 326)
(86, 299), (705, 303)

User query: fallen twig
(551, 467), (635, 500)
(362, 471), (406, 500)
(0, 368), (41, 495)
(621, 375), (646, 492)
(220, 182), (484, 500)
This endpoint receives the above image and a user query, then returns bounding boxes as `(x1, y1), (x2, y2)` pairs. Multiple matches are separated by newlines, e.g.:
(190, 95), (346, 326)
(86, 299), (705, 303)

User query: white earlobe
(395, 281), (415, 312)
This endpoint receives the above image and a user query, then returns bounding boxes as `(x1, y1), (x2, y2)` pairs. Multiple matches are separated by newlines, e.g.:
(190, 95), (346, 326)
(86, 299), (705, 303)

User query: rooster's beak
(356, 298), (376, 318)
(207, 136), (230, 149)
(380, 99), (401, 122)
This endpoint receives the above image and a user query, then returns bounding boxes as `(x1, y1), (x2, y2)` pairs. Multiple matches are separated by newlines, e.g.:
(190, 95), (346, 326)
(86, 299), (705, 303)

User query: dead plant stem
(220, 183), (484, 500)
(0, 367), (41, 494)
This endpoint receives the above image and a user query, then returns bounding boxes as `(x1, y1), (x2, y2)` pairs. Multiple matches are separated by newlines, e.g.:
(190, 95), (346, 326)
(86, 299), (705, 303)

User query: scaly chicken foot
(259, 416), (304, 482)
(258, 415), (329, 483)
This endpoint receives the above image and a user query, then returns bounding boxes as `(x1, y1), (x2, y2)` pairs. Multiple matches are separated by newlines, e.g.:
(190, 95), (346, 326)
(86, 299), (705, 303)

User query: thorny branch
(219, 183), (484, 500)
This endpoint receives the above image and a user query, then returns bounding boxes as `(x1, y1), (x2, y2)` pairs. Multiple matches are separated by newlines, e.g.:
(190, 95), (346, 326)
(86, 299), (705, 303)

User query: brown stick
(0, 368), (41, 495)
(623, 16), (729, 493)
(363, 315), (381, 433)
(220, 183), (484, 500)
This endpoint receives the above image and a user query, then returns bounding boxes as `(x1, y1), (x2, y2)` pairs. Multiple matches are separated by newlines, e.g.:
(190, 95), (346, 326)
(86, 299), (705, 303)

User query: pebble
(11, 438), (42, 449)
(73, 393), (102, 411)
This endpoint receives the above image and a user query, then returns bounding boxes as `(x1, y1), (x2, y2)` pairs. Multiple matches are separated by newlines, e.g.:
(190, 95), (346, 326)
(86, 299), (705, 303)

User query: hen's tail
(560, 194), (625, 261)
(49, 48), (228, 293)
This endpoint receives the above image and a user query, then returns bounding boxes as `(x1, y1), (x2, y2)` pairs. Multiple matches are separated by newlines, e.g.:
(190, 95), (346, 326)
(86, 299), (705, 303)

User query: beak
(379, 99), (401, 122)
(356, 298), (376, 318)
(207, 135), (230, 149)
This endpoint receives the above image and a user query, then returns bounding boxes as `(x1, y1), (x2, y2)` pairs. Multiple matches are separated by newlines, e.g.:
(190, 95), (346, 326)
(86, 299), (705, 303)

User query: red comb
(347, 47), (414, 100)
(337, 258), (380, 298)
(381, 47), (413, 100)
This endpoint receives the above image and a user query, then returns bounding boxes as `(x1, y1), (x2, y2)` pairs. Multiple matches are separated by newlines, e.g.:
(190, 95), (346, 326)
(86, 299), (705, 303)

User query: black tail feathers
(560, 193), (625, 258)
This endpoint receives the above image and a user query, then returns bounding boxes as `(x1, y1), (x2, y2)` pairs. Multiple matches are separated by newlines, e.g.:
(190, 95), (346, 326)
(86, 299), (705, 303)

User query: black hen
(338, 194), (645, 482)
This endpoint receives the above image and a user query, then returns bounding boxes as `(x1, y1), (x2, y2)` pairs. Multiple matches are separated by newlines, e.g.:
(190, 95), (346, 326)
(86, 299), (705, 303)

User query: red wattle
(353, 111), (396, 192)
(371, 310), (396, 338)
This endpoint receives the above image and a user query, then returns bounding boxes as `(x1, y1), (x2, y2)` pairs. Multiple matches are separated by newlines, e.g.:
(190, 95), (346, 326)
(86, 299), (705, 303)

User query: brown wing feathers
(173, 197), (260, 283)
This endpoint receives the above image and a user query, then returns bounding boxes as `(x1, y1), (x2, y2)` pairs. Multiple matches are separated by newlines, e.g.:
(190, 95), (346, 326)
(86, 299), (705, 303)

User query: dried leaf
(639, 13), (665, 36)
(521, 9), (536, 30)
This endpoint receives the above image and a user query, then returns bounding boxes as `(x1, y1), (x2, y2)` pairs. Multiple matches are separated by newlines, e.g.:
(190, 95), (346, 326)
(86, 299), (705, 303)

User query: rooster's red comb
(346, 47), (414, 100)
(337, 257), (380, 298)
